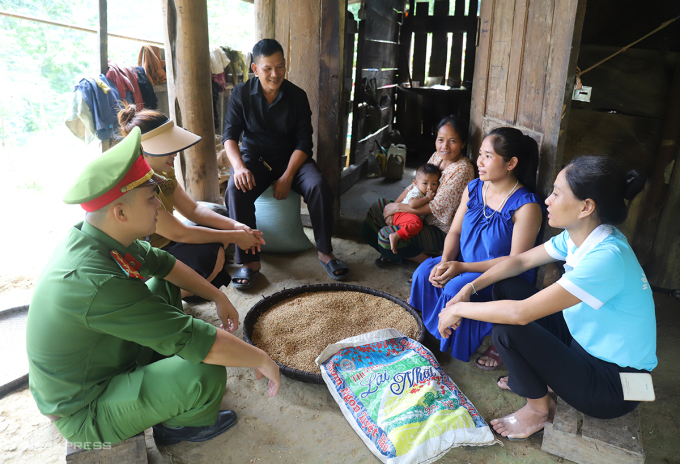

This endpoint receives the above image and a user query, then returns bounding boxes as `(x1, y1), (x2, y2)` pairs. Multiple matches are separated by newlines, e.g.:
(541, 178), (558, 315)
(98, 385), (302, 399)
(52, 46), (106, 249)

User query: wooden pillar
(255, 0), (275, 40)
(161, 0), (219, 202)
(317, 0), (345, 223)
(98, 0), (114, 152)
(97, 0), (107, 75)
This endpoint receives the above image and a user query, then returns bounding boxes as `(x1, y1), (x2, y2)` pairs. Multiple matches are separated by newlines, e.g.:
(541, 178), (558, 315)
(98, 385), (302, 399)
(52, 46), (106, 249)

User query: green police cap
(63, 127), (155, 212)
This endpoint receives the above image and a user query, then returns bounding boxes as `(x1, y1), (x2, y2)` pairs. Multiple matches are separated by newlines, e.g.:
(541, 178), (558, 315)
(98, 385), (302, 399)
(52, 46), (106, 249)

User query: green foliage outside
(0, 0), (253, 149)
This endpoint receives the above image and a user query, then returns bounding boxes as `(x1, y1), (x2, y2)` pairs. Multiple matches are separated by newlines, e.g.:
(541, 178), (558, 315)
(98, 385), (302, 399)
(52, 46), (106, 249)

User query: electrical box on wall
(573, 86), (592, 102)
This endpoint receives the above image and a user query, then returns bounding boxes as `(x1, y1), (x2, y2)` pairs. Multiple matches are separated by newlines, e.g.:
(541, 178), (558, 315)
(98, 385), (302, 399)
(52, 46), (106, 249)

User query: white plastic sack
(316, 329), (495, 464)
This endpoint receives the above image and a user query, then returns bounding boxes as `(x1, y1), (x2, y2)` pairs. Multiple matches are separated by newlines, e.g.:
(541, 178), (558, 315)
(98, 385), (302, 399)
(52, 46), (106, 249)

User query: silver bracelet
(469, 282), (478, 295)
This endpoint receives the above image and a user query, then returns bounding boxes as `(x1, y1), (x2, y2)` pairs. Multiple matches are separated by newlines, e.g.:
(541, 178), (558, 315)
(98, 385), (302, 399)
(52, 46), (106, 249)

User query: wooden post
(98, 0), (113, 152)
(97, 0), (107, 75)
(255, 0), (275, 40)
(161, 0), (219, 203)
(317, 0), (345, 223)
(348, 5), (366, 166)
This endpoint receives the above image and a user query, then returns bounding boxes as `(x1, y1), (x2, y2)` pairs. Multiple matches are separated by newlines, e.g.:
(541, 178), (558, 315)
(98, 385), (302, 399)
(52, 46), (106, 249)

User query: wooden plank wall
(394, 0), (478, 159)
(349, 0), (406, 166)
(469, 0), (586, 202)
(400, 0), (478, 87)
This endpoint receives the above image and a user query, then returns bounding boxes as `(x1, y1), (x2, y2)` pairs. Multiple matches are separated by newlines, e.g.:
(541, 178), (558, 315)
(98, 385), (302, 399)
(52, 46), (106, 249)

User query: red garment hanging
(107, 61), (145, 110)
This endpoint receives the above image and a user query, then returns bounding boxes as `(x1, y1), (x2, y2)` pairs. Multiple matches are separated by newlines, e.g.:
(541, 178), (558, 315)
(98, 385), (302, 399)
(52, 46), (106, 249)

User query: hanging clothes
(210, 47), (230, 74)
(98, 74), (122, 104)
(64, 89), (96, 143)
(93, 76), (111, 94)
(134, 67), (158, 109)
(220, 46), (248, 84)
(106, 61), (145, 110)
(137, 45), (166, 85)
(75, 77), (120, 141)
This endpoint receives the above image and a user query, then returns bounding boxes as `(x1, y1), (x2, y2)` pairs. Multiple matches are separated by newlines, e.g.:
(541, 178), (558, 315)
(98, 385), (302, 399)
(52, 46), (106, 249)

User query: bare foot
(497, 376), (511, 391)
(476, 356), (500, 369)
(490, 395), (556, 440)
(388, 231), (401, 254)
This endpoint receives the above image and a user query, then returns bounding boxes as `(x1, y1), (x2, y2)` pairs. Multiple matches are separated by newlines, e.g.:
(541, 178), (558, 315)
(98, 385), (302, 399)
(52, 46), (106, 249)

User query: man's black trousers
(225, 154), (334, 264)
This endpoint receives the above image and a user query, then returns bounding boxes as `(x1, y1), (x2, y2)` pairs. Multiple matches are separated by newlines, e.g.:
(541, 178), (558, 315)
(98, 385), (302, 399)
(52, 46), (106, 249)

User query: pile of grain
(252, 291), (419, 374)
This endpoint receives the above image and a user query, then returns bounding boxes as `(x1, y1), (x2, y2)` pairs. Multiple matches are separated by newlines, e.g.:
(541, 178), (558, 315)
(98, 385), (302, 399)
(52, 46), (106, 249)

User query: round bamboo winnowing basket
(243, 284), (425, 384)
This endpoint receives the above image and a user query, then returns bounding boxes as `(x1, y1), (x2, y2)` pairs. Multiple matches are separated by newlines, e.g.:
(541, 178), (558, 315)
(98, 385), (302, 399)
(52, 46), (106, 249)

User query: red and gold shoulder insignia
(110, 250), (144, 280)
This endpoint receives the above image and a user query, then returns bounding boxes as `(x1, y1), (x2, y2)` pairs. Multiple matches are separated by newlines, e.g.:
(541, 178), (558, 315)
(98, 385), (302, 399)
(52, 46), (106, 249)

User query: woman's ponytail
(116, 102), (168, 138)
(565, 156), (646, 225)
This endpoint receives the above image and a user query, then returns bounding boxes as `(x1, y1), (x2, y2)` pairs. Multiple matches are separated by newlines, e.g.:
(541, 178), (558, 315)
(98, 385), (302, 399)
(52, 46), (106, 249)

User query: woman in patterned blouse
(360, 115), (475, 267)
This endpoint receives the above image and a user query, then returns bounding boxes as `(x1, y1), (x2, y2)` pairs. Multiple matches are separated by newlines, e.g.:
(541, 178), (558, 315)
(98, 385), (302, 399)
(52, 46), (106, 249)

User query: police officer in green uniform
(27, 127), (280, 449)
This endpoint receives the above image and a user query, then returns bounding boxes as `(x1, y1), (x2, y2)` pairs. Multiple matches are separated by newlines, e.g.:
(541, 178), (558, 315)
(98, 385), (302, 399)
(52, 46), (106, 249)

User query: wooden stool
(542, 397), (644, 464)
(66, 432), (147, 463)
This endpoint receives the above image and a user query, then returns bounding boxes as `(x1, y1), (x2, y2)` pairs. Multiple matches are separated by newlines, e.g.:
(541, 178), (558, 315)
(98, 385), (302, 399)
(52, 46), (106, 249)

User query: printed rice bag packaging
(316, 328), (496, 464)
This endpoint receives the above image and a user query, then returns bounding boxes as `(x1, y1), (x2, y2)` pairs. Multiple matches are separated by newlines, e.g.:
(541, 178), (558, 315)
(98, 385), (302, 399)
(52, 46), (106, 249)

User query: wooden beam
(402, 14), (477, 34)
(349, 10), (366, 165)
(255, 0), (275, 40)
(538, 0), (587, 220)
(411, 1), (429, 84)
(448, 32), (463, 87)
(162, 0), (219, 203)
(0, 9), (164, 46)
(428, 0), (449, 79)
(468, 0), (494, 161)
(98, 0), (112, 152)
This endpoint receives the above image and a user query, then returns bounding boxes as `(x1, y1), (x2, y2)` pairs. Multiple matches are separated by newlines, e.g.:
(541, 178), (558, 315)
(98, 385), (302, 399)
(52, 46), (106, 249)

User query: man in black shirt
(222, 39), (349, 288)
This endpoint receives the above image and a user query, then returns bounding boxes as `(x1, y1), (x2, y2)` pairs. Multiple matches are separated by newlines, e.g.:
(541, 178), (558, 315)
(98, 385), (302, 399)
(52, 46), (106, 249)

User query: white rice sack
(316, 328), (496, 464)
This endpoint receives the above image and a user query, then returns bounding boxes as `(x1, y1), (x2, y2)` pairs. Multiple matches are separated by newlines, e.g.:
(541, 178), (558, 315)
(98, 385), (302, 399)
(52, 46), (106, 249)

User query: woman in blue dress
(410, 127), (543, 364)
(437, 156), (654, 439)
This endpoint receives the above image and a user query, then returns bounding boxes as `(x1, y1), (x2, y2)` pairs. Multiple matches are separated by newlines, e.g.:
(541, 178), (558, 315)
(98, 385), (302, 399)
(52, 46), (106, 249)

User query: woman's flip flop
(475, 345), (504, 370)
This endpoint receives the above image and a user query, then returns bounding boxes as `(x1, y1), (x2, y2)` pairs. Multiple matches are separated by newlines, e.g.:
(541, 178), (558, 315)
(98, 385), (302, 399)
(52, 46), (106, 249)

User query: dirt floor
(1, 226), (679, 464)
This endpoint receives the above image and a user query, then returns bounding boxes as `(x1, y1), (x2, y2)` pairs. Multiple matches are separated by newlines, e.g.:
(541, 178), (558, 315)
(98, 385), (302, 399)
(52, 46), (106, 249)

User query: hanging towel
(64, 89), (96, 143)
(210, 46), (231, 74)
(137, 45), (166, 85)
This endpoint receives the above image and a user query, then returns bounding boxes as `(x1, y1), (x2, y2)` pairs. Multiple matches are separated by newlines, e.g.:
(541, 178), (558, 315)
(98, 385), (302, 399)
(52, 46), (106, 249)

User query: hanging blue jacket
(76, 77), (120, 141)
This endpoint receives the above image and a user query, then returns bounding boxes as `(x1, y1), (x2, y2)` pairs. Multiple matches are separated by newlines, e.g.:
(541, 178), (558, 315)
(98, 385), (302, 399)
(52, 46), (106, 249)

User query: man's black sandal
(153, 410), (237, 446)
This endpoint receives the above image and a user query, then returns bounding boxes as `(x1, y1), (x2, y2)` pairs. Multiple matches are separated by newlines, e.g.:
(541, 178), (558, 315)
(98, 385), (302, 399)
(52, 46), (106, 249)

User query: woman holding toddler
(360, 115), (475, 265)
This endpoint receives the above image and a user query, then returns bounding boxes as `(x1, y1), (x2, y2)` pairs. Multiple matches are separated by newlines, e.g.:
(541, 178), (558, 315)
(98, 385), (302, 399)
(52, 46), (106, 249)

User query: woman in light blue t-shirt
(437, 155), (656, 440)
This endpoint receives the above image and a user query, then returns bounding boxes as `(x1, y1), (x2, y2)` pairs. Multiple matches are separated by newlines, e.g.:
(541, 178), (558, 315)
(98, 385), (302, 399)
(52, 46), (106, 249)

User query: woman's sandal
(475, 345), (504, 370)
